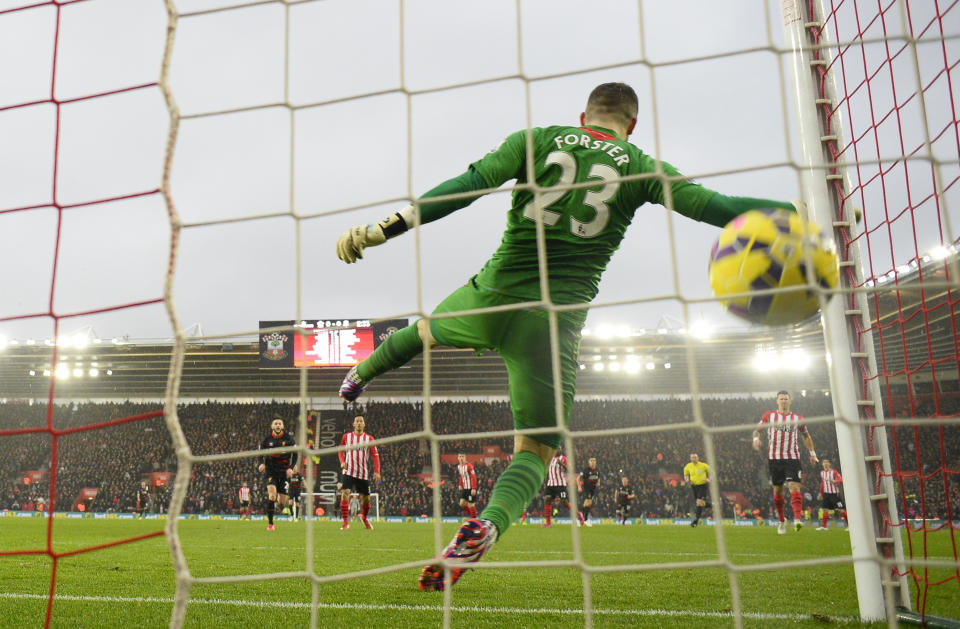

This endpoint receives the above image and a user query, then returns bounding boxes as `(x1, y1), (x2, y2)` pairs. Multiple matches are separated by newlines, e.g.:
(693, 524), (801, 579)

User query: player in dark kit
(287, 471), (304, 521)
(335, 82), (797, 590)
(136, 481), (150, 518)
(578, 457), (600, 527)
(614, 476), (636, 525)
(257, 417), (297, 531)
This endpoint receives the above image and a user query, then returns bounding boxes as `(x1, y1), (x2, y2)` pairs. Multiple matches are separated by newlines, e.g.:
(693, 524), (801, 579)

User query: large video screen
(259, 319), (407, 368)
(293, 325), (374, 367)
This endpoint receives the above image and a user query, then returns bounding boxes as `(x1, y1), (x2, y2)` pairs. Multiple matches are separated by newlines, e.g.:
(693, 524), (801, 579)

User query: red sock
(840, 510), (848, 525)
(361, 501), (370, 520)
(545, 506), (552, 525)
(340, 500), (349, 524)
(462, 504), (472, 518)
(773, 494), (785, 522)
(469, 505), (478, 518)
(821, 511), (829, 527)
(790, 492), (803, 521)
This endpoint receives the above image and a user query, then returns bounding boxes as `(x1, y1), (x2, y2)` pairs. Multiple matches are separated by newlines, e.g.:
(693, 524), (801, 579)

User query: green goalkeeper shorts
(428, 277), (586, 449)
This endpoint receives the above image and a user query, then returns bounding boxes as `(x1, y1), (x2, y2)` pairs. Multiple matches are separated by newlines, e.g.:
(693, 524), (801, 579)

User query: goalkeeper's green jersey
(466, 124), (716, 305)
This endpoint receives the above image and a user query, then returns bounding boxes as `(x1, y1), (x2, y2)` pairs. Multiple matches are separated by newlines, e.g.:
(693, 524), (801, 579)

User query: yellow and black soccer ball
(708, 209), (839, 326)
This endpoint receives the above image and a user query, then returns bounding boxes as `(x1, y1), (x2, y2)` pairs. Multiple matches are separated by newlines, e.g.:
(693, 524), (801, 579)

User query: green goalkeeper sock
(480, 451), (546, 538)
(356, 323), (423, 381)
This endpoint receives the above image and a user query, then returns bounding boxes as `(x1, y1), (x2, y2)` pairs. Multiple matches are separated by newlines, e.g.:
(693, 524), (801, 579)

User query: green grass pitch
(1, 517), (957, 628)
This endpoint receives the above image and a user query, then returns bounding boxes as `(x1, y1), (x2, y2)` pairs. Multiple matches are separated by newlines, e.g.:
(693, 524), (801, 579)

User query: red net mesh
(0, 3), (168, 627)
(812, 0), (960, 617)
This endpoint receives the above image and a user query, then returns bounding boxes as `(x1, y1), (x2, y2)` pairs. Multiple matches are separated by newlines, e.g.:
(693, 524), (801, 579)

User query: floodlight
(785, 349), (810, 370)
(753, 349), (776, 371)
(689, 320), (713, 340)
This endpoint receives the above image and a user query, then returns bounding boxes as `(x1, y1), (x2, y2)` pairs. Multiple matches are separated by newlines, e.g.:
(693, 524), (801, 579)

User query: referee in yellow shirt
(683, 453), (711, 527)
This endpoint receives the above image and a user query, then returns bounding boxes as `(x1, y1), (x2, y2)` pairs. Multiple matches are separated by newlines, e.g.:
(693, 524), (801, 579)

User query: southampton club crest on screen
(378, 326), (399, 344)
(261, 332), (288, 361)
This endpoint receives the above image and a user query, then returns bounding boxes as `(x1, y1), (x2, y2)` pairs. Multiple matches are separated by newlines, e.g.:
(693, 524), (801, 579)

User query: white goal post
(782, 1), (911, 622)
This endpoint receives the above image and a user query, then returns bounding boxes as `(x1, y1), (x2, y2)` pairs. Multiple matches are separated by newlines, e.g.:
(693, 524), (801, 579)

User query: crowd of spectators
(0, 395), (957, 523)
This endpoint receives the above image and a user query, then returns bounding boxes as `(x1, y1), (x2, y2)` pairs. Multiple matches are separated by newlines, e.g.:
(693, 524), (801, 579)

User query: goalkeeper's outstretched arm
(335, 167), (489, 263)
(688, 193), (796, 228)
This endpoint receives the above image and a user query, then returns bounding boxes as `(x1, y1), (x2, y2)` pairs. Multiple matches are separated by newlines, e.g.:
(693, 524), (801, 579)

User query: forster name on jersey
(552, 133), (630, 166)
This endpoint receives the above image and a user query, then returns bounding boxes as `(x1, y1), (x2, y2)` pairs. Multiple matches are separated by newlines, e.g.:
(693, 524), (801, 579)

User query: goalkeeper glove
(335, 205), (415, 264)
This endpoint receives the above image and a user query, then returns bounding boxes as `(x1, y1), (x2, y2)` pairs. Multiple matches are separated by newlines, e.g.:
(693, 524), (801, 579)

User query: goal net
(1, 1), (957, 628)
(785, 0), (959, 623)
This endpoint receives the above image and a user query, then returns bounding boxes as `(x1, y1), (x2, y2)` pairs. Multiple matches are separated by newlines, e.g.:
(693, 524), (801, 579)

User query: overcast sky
(1, 0), (956, 344)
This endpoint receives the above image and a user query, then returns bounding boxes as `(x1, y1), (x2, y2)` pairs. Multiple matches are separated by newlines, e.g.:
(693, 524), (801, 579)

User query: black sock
(695, 505), (702, 520)
(267, 500), (275, 524)
(583, 506), (591, 518)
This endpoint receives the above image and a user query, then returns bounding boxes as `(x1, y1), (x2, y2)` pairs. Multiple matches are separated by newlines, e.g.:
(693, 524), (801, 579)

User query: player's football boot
(584, 520), (592, 527)
(777, 522), (787, 535)
(690, 519), (698, 528)
(267, 524), (275, 531)
(418, 518), (498, 591)
(362, 518), (373, 530)
(339, 366), (369, 401)
(794, 520), (803, 532)
(340, 523), (350, 530)
(816, 526), (828, 531)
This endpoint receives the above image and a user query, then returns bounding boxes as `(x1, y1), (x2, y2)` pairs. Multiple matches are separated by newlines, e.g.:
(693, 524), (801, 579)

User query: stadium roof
(1, 261), (956, 400)
(0, 324), (830, 399)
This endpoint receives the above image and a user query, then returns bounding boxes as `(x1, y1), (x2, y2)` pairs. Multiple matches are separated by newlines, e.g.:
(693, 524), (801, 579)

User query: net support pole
(781, 1), (896, 621)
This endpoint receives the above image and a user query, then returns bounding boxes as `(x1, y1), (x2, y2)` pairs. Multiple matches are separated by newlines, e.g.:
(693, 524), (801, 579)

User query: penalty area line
(0, 592), (857, 621)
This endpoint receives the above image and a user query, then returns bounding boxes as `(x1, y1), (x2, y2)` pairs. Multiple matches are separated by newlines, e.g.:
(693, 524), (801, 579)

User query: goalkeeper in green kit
(335, 83), (794, 591)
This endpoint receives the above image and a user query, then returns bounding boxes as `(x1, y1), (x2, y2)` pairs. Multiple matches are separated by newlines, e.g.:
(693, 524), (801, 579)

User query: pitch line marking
(172, 544), (826, 559)
(0, 592), (859, 622)
(45, 537), (837, 560)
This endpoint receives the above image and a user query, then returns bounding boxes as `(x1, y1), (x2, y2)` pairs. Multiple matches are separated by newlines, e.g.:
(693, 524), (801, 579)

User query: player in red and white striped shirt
(338, 415), (381, 530)
(542, 452), (584, 527)
(816, 459), (847, 530)
(752, 390), (818, 534)
(238, 482), (251, 520)
(456, 453), (479, 519)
